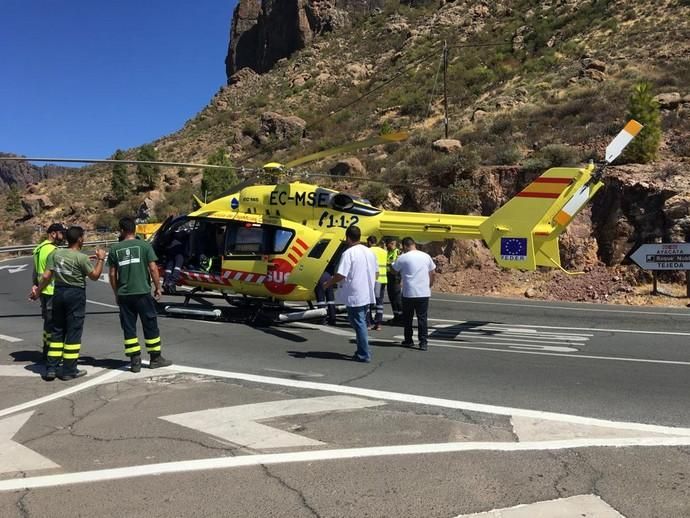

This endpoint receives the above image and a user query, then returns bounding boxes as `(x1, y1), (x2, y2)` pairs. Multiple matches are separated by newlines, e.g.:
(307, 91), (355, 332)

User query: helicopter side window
(234, 226), (264, 253)
(307, 239), (330, 259)
(272, 229), (293, 254)
(224, 224), (294, 257)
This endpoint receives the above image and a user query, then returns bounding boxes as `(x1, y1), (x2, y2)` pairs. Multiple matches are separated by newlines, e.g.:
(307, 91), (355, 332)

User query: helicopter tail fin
(479, 119), (642, 270)
(479, 164), (603, 270)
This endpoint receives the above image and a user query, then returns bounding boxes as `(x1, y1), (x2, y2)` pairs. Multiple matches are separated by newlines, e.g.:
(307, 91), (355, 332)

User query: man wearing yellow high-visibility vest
(385, 238), (403, 323)
(367, 236), (388, 330)
(31, 223), (66, 363)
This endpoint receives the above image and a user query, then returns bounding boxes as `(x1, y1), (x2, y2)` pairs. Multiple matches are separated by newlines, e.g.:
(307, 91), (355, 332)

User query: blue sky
(1, 0), (237, 159)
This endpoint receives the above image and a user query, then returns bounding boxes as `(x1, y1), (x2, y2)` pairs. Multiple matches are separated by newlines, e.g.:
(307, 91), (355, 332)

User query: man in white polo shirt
(392, 237), (436, 351)
(323, 225), (377, 362)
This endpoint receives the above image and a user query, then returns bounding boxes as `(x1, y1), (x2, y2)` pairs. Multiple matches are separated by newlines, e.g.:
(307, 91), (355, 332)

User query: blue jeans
(347, 305), (371, 362)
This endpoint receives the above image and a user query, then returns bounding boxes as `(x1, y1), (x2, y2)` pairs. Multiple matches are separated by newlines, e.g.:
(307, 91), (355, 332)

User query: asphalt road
(0, 255), (689, 517)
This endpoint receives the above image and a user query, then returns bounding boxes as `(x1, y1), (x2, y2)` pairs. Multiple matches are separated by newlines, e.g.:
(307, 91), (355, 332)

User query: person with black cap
(31, 226), (106, 380)
(30, 223), (66, 363)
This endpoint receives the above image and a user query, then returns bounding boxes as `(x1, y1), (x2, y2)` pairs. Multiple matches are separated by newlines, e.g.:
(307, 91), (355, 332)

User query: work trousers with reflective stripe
(314, 272), (336, 325)
(47, 286), (86, 370)
(118, 294), (161, 357)
(387, 273), (403, 318)
(39, 294), (53, 360)
(368, 282), (386, 326)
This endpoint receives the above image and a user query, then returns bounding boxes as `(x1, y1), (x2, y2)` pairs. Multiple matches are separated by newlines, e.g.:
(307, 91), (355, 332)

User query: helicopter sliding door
(285, 232), (345, 291)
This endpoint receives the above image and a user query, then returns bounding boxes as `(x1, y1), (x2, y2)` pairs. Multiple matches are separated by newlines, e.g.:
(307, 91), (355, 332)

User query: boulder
(330, 157), (365, 176)
(260, 111), (306, 141)
(21, 195), (54, 219)
(432, 139), (462, 153)
(581, 57), (607, 72)
(525, 287), (538, 298)
(655, 92), (682, 110)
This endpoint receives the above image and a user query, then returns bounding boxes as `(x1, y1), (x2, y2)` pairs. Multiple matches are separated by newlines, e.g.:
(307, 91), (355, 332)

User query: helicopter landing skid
(156, 289), (328, 326)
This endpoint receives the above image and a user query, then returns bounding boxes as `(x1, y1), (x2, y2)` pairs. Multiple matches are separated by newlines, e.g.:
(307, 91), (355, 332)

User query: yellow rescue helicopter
(3, 120), (642, 323)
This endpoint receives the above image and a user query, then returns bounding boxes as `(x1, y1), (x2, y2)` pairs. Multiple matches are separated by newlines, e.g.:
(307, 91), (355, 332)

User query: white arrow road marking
(161, 395), (385, 450)
(0, 264), (28, 274)
(455, 494), (625, 517)
(0, 411), (60, 474)
(511, 416), (678, 442)
(0, 334), (23, 343)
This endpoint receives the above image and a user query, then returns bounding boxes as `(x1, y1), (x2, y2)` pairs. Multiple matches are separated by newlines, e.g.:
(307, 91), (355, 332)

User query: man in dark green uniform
(108, 217), (172, 373)
(31, 226), (106, 381)
(31, 223), (65, 363)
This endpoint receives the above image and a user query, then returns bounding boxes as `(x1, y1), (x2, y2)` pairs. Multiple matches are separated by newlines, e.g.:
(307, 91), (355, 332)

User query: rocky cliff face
(226, 0), (384, 81)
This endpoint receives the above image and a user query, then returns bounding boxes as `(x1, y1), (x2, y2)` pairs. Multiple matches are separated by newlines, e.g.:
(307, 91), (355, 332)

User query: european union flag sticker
(500, 237), (527, 261)
(230, 198), (239, 210)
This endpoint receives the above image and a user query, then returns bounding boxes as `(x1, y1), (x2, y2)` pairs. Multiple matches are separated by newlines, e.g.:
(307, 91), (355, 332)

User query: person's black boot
(149, 353), (172, 369)
(58, 359), (87, 381)
(130, 354), (142, 373)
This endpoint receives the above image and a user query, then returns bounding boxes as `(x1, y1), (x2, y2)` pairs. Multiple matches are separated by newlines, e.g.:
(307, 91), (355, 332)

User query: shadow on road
(9, 350), (128, 373)
(288, 350), (353, 361)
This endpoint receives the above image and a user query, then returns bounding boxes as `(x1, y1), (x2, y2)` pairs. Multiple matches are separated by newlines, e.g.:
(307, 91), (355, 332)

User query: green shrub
(135, 144), (160, 190)
(361, 182), (390, 207)
(442, 179), (480, 215)
(201, 149), (237, 201)
(494, 144), (523, 165)
(11, 224), (34, 244)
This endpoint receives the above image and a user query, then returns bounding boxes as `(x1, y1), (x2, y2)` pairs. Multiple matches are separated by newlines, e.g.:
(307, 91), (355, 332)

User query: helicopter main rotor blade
(279, 131), (409, 170)
(0, 157), (243, 171)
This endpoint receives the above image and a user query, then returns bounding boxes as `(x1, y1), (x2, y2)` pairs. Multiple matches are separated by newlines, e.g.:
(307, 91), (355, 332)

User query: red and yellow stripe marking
(516, 178), (572, 199)
(285, 238), (310, 266)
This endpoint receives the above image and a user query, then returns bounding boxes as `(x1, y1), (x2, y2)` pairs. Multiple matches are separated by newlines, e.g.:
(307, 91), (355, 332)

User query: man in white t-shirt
(323, 225), (377, 362)
(392, 237), (436, 351)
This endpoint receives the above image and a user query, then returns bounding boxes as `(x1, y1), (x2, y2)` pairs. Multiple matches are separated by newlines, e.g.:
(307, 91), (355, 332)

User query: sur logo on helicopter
(3, 121), (643, 323)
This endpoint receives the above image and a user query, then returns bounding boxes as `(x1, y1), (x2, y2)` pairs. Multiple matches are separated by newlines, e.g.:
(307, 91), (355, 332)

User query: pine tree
(623, 82), (661, 164)
(111, 149), (131, 202)
(5, 186), (22, 214)
(201, 149), (237, 202)
(135, 144), (160, 190)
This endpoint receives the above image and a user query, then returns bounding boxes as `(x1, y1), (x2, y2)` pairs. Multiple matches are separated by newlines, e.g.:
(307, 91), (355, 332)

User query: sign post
(630, 243), (690, 297)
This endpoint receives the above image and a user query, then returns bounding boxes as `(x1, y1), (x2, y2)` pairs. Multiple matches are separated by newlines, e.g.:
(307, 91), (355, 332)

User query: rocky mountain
(226, 0), (385, 80)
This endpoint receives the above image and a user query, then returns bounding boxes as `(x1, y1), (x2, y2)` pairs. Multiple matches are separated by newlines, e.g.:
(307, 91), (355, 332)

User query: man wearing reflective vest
(31, 223), (66, 363)
(367, 236), (388, 330)
(385, 238), (403, 323)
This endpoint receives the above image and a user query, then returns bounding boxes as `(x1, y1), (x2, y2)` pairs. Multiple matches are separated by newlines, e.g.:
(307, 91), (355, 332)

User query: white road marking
(0, 264), (28, 274)
(429, 330), (586, 346)
(425, 340), (690, 366)
(0, 369), (123, 419)
(0, 365), (38, 377)
(293, 322), (355, 337)
(392, 313), (690, 338)
(455, 494), (625, 517)
(510, 416), (675, 442)
(262, 368), (324, 378)
(0, 334), (23, 343)
(427, 317), (690, 338)
(0, 411), (60, 474)
(434, 297), (690, 318)
(3, 436), (690, 492)
(86, 299), (118, 309)
(394, 335), (580, 353)
(161, 396), (385, 450)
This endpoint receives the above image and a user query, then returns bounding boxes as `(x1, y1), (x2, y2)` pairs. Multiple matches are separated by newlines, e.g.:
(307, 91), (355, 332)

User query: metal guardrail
(0, 240), (118, 254)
